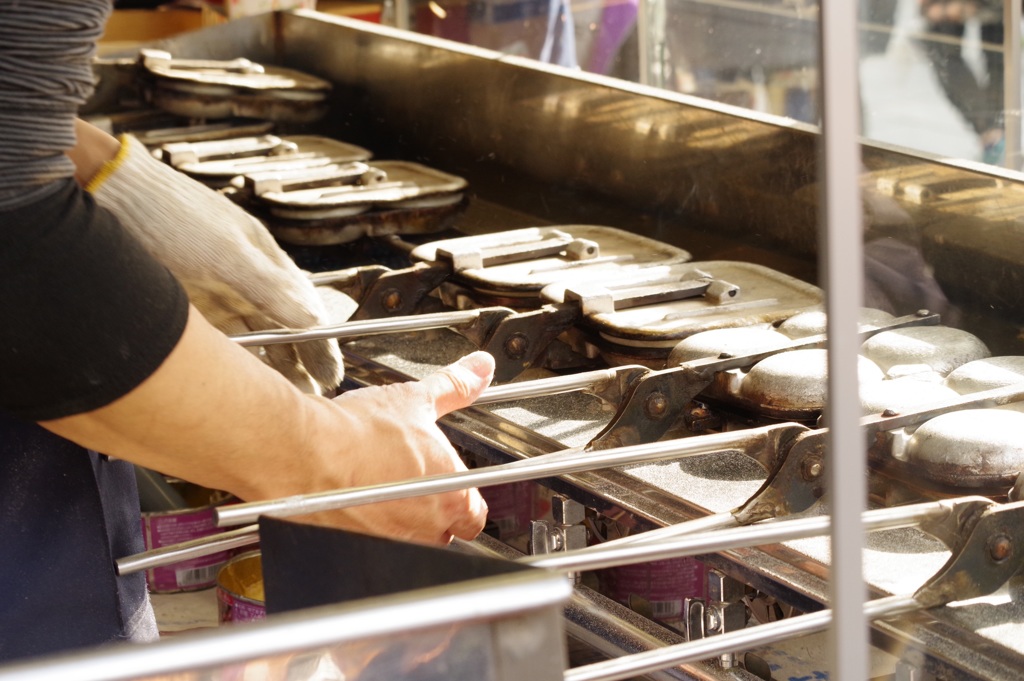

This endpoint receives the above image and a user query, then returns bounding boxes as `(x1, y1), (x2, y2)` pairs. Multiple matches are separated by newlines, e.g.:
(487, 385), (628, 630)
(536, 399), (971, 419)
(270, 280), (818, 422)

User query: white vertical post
(637, 0), (651, 86)
(818, 0), (867, 678)
(637, 0), (667, 89)
(1004, 0), (1021, 169)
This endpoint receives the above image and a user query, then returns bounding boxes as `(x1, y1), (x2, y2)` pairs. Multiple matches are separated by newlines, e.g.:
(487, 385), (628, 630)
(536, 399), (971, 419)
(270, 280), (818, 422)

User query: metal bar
(117, 481), (958, 577)
(563, 595), (921, 681)
(1004, 0), (1022, 169)
(121, 424), (755, 573)
(474, 367), (630, 405)
(393, 0), (410, 31)
(862, 383), (1024, 434)
(116, 524), (259, 575)
(819, 0), (866, 675)
(636, 0), (651, 87)
(564, 588), (696, 681)
(0, 571), (571, 681)
(569, 512), (738, 552)
(679, 311), (935, 377)
(132, 372), (1024, 572)
(229, 308), (482, 345)
(462, 533), (699, 681)
(214, 424), (794, 527)
(522, 500), (951, 573)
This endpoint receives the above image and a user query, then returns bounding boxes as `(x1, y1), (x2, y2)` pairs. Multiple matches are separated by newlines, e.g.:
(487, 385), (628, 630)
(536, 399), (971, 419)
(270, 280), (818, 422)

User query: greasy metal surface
(85, 111), (277, 146)
(142, 51), (332, 92)
(668, 327), (792, 365)
(589, 313), (940, 447)
(149, 78), (329, 123)
(411, 226), (693, 298)
(775, 306), (898, 339)
(164, 134), (371, 185)
(858, 374), (960, 417)
(94, 14), (1024, 344)
(903, 409), (1024, 489)
(258, 161), (466, 215)
(730, 428), (825, 526)
(140, 49), (331, 122)
(737, 349), (884, 417)
(945, 356), (1024, 394)
(260, 195), (468, 245)
(861, 326), (993, 378)
(541, 261), (822, 349)
(477, 304), (582, 381)
(264, 13), (1023, 336)
(672, 312), (940, 422)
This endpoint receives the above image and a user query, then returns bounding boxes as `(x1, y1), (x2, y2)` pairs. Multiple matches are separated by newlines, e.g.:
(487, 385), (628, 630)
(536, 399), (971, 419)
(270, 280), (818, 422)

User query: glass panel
(400, 0), (1021, 168)
(862, 0), (1013, 167)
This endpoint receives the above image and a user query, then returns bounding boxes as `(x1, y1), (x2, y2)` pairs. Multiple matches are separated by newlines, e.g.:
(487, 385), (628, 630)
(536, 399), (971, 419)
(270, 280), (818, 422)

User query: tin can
(139, 480), (237, 593)
(604, 557), (708, 630)
(216, 550), (266, 623)
(481, 481), (537, 541)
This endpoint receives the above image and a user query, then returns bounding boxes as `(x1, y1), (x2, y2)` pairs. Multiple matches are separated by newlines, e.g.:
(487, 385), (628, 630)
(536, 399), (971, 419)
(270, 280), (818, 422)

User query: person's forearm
(39, 305), (340, 502)
(39, 304), (491, 544)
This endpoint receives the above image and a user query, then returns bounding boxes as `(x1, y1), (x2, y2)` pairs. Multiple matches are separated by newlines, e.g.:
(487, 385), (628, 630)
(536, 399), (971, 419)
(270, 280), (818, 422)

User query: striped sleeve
(0, 1), (112, 210)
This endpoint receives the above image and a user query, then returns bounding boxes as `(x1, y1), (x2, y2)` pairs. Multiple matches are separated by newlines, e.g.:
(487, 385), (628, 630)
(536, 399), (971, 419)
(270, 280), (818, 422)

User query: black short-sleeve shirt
(0, 179), (189, 420)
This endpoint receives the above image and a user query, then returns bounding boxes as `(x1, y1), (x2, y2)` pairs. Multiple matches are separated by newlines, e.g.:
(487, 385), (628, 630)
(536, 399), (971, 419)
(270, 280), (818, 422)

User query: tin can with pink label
(481, 480), (538, 541)
(138, 479), (236, 593)
(604, 557), (708, 630)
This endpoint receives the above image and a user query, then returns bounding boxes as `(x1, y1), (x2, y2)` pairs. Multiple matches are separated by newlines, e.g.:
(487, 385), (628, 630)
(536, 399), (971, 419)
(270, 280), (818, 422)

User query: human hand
(87, 134), (343, 395)
(315, 351), (496, 545)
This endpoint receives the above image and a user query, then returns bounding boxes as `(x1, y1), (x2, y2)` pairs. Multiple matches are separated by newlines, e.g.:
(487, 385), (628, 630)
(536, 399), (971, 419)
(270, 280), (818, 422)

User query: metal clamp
(704, 570), (747, 668)
(436, 232), (600, 271)
(914, 499), (1024, 609)
(561, 276), (739, 317)
(530, 496), (588, 556)
(475, 303), (582, 383)
(586, 311), (939, 451)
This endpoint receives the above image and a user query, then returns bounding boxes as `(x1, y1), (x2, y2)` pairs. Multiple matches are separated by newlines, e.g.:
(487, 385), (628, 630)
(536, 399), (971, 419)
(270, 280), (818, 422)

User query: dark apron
(0, 411), (154, 663)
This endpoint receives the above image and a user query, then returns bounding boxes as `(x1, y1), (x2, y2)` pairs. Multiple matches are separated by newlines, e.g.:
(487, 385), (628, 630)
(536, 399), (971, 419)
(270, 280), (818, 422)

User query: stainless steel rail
(0, 570), (572, 681)
(523, 498), (983, 572)
(474, 367), (645, 406)
(214, 424), (795, 527)
(230, 308), (485, 345)
(565, 595), (922, 681)
(120, 378), (1024, 574)
(117, 425), (793, 573)
(116, 524), (259, 575)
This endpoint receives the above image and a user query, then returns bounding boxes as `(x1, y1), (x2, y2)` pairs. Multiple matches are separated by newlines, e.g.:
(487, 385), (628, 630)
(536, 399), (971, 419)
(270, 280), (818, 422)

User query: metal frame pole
(1004, 0), (1021, 169)
(818, 0), (867, 678)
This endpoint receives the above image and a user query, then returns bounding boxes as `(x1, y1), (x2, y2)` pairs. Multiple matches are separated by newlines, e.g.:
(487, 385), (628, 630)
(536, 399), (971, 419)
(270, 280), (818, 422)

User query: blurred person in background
(918, 0), (1007, 164)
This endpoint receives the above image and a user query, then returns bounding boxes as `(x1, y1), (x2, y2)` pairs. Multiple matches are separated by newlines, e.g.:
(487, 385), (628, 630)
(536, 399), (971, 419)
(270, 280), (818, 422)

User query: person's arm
(41, 303), (493, 546)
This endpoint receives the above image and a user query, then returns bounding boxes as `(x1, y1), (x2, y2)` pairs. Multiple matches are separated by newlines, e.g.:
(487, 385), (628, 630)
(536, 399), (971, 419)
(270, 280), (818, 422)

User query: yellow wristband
(85, 134), (133, 194)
